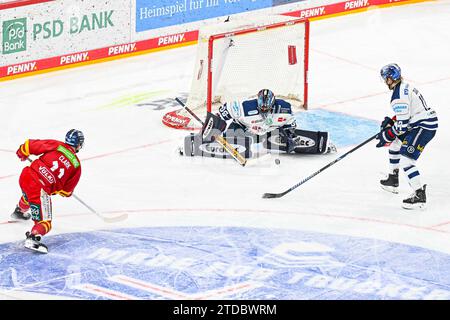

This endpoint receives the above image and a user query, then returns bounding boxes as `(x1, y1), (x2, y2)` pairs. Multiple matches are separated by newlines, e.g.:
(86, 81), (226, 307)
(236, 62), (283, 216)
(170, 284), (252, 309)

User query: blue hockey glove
(380, 116), (395, 129)
(376, 126), (397, 148)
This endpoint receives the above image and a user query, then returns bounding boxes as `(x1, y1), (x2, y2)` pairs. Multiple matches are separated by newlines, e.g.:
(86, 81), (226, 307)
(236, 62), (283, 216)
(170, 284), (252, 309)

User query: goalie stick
(262, 132), (379, 199)
(26, 158), (128, 223)
(175, 97), (247, 166)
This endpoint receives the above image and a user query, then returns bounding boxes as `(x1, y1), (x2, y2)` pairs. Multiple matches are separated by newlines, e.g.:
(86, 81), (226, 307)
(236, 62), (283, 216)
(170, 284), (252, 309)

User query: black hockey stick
(26, 158), (128, 222)
(175, 97), (247, 166)
(262, 132), (380, 199)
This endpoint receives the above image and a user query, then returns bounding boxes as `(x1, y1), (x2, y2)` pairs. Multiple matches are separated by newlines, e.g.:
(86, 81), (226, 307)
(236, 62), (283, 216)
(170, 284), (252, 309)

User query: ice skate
(326, 142), (337, 154)
(380, 169), (399, 194)
(10, 206), (31, 221)
(24, 231), (48, 254)
(402, 184), (426, 210)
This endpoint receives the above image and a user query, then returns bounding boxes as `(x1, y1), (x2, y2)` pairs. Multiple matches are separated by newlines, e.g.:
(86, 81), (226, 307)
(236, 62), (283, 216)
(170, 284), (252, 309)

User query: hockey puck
(275, 158), (280, 165)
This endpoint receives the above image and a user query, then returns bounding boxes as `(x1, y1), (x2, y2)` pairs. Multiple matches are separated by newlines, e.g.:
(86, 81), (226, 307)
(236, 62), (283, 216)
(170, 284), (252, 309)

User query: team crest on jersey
(265, 118), (273, 126)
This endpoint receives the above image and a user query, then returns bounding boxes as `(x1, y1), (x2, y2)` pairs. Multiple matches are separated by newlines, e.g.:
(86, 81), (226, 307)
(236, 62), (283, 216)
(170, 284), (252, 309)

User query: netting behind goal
(163, 16), (309, 130)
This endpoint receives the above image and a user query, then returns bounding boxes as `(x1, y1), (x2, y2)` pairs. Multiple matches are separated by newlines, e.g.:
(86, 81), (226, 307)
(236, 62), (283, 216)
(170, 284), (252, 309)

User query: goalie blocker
(182, 113), (333, 159)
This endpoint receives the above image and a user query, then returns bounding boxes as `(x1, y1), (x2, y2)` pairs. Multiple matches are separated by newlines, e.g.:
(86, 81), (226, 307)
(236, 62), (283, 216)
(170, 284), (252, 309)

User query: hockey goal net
(163, 16), (309, 130)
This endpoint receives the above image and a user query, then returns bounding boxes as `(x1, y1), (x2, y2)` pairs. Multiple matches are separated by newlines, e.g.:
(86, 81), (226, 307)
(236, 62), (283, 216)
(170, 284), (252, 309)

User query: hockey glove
(16, 144), (29, 161)
(376, 126), (397, 148)
(380, 116), (395, 129)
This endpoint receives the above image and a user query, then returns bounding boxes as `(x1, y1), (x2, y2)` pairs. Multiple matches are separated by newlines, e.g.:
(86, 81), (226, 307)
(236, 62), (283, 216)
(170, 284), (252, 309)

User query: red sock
(31, 221), (52, 236)
(18, 196), (30, 212)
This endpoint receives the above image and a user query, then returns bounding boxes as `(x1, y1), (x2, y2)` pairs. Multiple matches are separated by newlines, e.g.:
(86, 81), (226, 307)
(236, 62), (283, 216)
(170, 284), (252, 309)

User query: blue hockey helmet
(257, 89), (275, 116)
(380, 63), (401, 82)
(65, 129), (84, 152)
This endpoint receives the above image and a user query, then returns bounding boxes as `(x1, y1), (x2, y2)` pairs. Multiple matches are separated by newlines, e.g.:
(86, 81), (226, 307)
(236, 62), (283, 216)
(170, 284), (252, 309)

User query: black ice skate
(402, 185), (427, 210)
(10, 206), (31, 221)
(24, 231), (48, 254)
(380, 169), (399, 194)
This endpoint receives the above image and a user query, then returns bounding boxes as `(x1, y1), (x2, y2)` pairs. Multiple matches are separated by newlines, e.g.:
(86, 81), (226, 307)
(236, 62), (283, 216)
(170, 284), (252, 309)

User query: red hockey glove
(16, 145), (29, 161)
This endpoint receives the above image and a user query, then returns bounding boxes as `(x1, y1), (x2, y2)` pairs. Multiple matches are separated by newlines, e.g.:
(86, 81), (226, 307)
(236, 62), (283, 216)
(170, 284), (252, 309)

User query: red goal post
(163, 17), (310, 130)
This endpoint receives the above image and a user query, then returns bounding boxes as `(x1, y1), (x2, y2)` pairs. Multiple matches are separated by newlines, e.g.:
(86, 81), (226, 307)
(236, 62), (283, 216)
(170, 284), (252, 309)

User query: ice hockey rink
(1, 0), (450, 300)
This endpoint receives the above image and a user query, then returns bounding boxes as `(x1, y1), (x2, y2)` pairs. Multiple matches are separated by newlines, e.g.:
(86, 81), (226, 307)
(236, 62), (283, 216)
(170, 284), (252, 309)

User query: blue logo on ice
(1, 227), (450, 299)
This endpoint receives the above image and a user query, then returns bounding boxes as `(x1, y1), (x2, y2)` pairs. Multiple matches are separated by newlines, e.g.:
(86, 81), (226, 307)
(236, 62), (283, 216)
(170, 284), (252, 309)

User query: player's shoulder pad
(391, 82), (410, 103)
(272, 99), (292, 114)
(242, 99), (259, 117)
(219, 100), (242, 120)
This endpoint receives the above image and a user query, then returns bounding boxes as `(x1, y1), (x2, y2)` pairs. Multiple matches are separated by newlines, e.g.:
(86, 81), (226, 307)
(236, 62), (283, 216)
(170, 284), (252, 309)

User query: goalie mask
(257, 89), (275, 118)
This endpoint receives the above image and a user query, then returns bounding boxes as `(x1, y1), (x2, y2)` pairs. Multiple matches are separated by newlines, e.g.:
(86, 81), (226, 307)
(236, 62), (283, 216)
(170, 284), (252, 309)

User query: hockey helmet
(380, 63), (401, 82)
(257, 89), (275, 116)
(65, 129), (85, 152)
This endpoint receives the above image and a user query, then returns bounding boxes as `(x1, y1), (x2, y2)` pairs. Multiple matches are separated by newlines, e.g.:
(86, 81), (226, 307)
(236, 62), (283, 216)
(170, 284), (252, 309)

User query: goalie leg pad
(264, 129), (330, 154)
(182, 132), (253, 159)
(293, 129), (330, 154)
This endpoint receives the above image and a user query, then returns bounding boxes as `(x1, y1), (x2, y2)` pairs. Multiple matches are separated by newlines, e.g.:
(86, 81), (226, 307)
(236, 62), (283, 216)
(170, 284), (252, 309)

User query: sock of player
(18, 195), (30, 212)
(31, 220), (52, 237)
(389, 149), (400, 173)
(402, 164), (422, 191)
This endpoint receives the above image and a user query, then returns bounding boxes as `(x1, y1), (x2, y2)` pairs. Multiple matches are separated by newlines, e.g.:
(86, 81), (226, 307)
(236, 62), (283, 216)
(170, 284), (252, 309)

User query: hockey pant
(18, 167), (53, 236)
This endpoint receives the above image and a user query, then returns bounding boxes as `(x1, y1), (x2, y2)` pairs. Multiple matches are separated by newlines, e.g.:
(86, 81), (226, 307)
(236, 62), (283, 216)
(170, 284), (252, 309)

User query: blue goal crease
(294, 109), (379, 148)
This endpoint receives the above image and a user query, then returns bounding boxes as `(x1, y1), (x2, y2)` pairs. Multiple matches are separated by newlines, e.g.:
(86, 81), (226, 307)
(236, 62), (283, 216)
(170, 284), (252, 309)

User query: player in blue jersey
(181, 89), (336, 159)
(376, 63), (438, 209)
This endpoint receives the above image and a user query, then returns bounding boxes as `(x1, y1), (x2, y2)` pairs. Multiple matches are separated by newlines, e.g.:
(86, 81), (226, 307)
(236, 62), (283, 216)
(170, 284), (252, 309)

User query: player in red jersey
(11, 129), (84, 253)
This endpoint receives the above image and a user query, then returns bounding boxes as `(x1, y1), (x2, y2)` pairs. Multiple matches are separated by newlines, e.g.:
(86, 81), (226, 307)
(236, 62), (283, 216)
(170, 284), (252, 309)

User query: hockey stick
(71, 194), (128, 223)
(262, 132), (380, 199)
(26, 158), (128, 223)
(175, 97), (247, 166)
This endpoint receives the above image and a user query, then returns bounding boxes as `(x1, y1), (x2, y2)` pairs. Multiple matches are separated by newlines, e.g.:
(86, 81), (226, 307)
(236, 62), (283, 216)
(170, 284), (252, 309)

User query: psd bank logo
(1, 227), (450, 300)
(2, 18), (27, 54)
